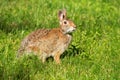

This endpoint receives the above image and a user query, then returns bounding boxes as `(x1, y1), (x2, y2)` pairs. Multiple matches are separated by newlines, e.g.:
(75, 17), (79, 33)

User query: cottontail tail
(17, 9), (76, 64)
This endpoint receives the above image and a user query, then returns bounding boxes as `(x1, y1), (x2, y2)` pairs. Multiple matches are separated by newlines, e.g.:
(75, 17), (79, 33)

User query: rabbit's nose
(74, 26), (77, 30)
(74, 25), (76, 28)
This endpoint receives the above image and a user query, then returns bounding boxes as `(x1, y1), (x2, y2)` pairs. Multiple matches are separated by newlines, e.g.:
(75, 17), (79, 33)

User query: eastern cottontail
(17, 9), (76, 64)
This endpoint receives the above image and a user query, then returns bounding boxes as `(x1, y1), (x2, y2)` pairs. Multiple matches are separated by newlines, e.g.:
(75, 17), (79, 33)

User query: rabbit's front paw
(54, 53), (61, 64)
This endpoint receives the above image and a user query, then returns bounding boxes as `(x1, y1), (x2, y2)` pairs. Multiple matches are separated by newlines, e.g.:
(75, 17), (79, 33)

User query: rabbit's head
(58, 9), (76, 34)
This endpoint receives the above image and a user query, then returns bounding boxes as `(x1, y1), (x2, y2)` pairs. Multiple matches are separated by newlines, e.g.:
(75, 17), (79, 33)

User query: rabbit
(17, 9), (76, 64)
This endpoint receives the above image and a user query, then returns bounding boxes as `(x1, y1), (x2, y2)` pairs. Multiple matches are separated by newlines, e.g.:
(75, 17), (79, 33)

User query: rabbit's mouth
(66, 27), (76, 33)
(67, 32), (73, 36)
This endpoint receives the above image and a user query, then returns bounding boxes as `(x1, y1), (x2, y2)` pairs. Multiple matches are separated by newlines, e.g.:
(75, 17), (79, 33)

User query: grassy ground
(0, 0), (120, 80)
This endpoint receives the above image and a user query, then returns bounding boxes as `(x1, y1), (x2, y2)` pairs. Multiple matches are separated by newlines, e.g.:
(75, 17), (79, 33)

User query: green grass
(0, 0), (120, 80)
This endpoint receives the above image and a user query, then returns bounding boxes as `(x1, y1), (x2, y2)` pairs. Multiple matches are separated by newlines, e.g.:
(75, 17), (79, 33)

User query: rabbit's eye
(64, 21), (67, 24)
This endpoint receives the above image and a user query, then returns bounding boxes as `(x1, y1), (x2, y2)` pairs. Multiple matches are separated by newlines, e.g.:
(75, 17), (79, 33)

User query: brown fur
(17, 9), (76, 64)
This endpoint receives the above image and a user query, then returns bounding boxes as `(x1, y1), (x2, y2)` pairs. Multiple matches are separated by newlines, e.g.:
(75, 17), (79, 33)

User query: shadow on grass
(45, 44), (85, 62)
(61, 45), (84, 59)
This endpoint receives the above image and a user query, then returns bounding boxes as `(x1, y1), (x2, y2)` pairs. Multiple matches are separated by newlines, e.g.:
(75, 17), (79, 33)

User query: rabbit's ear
(58, 9), (66, 21)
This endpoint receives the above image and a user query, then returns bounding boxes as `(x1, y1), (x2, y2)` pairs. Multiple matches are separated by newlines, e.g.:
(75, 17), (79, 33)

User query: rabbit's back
(27, 29), (51, 42)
